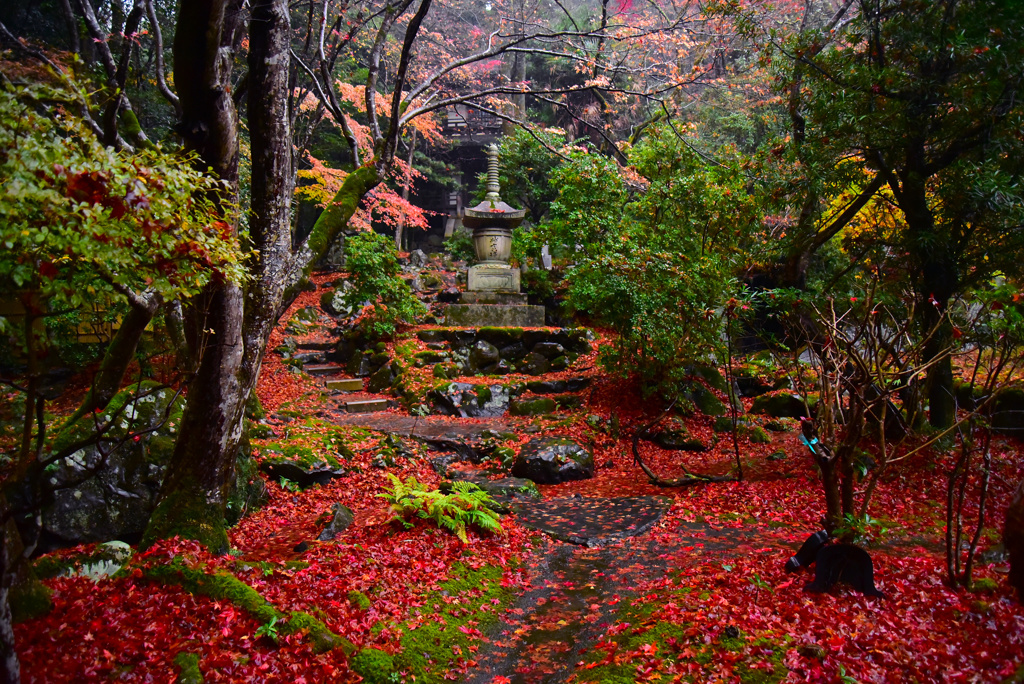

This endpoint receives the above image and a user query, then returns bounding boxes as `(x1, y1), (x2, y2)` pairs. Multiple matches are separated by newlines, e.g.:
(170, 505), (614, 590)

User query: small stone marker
(326, 378), (363, 392)
(304, 364), (343, 376)
(345, 398), (388, 413)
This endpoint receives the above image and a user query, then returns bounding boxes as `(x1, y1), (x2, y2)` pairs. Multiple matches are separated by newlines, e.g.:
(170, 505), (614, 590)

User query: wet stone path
(464, 498), (776, 684)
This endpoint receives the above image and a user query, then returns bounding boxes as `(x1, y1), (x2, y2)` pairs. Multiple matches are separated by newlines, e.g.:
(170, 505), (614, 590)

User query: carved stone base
(444, 304), (546, 327)
(468, 264), (520, 292)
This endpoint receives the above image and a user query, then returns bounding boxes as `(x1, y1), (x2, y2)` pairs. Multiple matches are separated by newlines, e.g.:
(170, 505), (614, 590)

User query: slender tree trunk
(68, 291), (162, 423)
(901, 167), (956, 428)
(0, 504), (19, 684)
(396, 127), (417, 250)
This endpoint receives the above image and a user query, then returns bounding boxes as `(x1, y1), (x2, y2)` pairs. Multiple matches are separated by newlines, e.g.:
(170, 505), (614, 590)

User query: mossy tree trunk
(143, 0), (245, 553)
(146, 0), (381, 553)
(67, 289), (162, 423)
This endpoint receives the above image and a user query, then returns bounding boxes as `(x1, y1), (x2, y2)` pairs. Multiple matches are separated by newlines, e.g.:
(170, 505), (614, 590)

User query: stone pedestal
(444, 303), (546, 327)
(468, 264), (520, 292)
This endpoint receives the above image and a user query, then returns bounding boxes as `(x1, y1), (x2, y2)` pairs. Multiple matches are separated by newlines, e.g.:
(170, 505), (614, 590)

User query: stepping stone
(304, 364), (344, 376)
(325, 378), (363, 392)
(296, 341), (335, 351)
(512, 496), (672, 547)
(344, 398), (388, 413)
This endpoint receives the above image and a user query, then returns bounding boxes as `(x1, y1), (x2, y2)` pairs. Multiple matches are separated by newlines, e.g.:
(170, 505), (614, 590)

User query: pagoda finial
(485, 143), (501, 203)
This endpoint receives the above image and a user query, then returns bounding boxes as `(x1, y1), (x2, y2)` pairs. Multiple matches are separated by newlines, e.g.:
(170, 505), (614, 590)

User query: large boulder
(519, 352), (550, 376)
(512, 436), (594, 484)
(31, 386), (266, 552)
(468, 340), (501, 373)
(429, 382), (511, 417)
(751, 392), (812, 418)
(36, 386), (183, 552)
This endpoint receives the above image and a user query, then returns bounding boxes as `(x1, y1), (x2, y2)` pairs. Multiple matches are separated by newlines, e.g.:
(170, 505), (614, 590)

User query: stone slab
(325, 378), (364, 392)
(344, 398), (389, 413)
(460, 291), (528, 305)
(511, 496), (673, 547)
(296, 341), (335, 351)
(444, 304), (545, 327)
(468, 264), (520, 292)
(304, 364), (344, 376)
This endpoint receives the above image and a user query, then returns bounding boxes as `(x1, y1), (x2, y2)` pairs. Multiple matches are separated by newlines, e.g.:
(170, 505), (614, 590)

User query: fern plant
(378, 475), (503, 543)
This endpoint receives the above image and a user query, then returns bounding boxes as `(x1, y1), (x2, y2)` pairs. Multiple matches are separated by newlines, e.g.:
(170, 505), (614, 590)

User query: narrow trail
(464, 495), (785, 683)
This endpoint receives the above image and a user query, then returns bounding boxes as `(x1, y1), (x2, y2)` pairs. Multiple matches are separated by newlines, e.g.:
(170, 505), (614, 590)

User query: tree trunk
(144, 0), (244, 553)
(1006, 480), (1024, 601)
(900, 167), (957, 428)
(0, 499), (20, 684)
(68, 291), (162, 423)
(240, 0), (294, 403)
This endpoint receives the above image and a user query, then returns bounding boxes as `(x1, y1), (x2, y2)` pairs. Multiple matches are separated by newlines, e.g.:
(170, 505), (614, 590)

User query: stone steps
(343, 398), (389, 413)
(296, 341), (335, 352)
(325, 378), (364, 392)
(303, 363), (345, 377)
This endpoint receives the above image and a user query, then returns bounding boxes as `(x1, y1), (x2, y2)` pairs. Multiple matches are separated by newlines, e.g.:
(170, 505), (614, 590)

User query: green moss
(576, 592), (787, 684)
(971, 577), (1000, 593)
(350, 647), (396, 684)
(394, 563), (513, 683)
(143, 487), (229, 555)
(433, 362), (459, 379)
(245, 393), (266, 421)
(349, 589), (373, 610)
(284, 611), (354, 654)
(145, 563), (278, 624)
(9, 570), (52, 623)
(510, 397), (557, 416)
(146, 561), (351, 654)
(475, 384), (493, 406)
(173, 652), (204, 684)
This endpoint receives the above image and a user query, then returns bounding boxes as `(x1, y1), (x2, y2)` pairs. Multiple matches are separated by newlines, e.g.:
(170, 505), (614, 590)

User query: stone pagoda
(444, 144), (545, 327)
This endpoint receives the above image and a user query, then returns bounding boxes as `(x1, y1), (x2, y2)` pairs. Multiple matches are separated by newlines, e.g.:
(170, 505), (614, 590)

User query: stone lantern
(462, 143), (526, 292)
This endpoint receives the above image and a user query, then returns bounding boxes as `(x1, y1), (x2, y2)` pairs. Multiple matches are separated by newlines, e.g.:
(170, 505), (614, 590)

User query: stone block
(460, 291), (528, 305)
(345, 399), (388, 413)
(304, 364), (343, 376)
(444, 304), (545, 327)
(325, 378), (364, 392)
(467, 264), (520, 292)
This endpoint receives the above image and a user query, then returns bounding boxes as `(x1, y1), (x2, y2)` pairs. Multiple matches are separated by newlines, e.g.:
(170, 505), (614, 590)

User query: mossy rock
(550, 355), (570, 371)
(510, 396), (557, 416)
(433, 362), (460, 379)
(554, 393), (582, 410)
(9, 569), (52, 623)
(750, 392), (812, 418)
(687, 364), (729, 392)
(476, 327), (524, 347)
(414, 350), (449, 366)
(742, 425), (771, 444)
(350, 648), (396, 684)
(686, 386), (726, 416)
